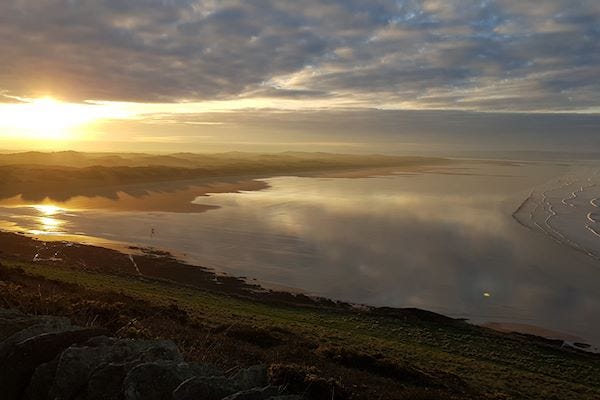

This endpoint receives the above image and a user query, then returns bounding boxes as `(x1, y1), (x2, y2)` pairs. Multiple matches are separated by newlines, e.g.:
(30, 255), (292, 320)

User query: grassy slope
(0, 259), (598, 400)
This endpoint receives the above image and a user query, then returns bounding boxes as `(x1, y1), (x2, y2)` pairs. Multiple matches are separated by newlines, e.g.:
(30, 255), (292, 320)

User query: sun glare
(0, 97), (131, 141)
(29, 204), (65, 234)
(32, 204), (63, 216)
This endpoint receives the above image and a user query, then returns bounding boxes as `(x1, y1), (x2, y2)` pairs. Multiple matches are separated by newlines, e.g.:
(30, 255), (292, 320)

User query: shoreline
(0, 228), (595, 352)
(0, 160), (597, 351)
(1, 158), (598, 353)
(0, 230), (351, 310)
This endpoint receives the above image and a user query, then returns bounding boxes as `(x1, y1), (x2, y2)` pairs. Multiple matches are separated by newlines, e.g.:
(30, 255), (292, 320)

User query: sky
(0, 0), (599, 154)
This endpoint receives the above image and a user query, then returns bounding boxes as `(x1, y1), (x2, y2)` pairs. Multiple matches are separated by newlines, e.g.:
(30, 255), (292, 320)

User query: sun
(0, 97), (130, 141)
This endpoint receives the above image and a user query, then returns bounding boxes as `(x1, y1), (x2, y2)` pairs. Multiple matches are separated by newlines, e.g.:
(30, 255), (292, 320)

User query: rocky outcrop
(0, 309), (300, 400)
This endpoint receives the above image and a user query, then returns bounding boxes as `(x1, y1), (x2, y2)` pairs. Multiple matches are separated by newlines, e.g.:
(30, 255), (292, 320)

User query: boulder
(0, 310), (73, 358)
(0, 309), (44, 340)
(0, 328), (107, 400)
(123, 361), (195, 400)
(222, 386), (280, 400)
(231, 365), (268, 390)
(24, 357), (59, 400)
(266, 396), (302, 400)
(172, 376), (240, 400)
(188, 362), (225, 378)
(85, 362), (129, 400)
(0, 309), (301, 400)
(47, 337), (183, 400)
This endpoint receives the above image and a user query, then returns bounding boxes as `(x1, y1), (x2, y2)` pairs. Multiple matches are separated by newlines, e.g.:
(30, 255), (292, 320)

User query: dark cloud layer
(0, 0), (599, 111)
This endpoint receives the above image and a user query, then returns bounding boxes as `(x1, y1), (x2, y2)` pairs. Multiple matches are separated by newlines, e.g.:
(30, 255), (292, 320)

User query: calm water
(1, 161), (600, 346)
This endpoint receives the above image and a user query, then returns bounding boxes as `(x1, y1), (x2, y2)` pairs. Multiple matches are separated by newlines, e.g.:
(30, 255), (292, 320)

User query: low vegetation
(0, 255), (598, 399)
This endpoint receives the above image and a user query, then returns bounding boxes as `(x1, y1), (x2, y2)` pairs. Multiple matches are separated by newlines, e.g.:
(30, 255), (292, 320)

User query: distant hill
(0, 150), (446, 169)
(0, 151), (448, 202)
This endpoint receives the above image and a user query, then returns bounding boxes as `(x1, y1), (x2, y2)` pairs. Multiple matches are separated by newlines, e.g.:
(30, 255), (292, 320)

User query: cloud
(0, 0), (598, 112)
(88, 108), (600, 154)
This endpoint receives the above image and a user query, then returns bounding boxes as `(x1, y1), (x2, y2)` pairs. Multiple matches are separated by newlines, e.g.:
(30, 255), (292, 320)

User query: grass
(1, 258), (599, 400)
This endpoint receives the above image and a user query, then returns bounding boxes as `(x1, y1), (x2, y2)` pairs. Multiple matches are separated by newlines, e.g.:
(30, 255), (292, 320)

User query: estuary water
(1, 160), (600, 347)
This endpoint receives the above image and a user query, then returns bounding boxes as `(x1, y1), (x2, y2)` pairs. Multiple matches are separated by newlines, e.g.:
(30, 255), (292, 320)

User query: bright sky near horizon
(0, 1), (599, 153)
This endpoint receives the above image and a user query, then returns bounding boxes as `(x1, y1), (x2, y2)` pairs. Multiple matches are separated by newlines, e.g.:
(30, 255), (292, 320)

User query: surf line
(562, 188), (579, 207)
(586, 225), (600, 239)
(541, 196), (568, 242)
(514, 191), (600, 262)
(512, 190), (534, 219)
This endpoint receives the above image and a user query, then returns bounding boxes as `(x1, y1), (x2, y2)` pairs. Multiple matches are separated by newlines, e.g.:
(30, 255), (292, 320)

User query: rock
(189, 362), (225, 378)
(85, 362), (128, 400)
(0, 328), (107, 400)
(222, 386), (280, 400)
(0, 309), (301, 400)
(0, 309), (41, 340)
(47, 338), (183, 400)
(573, 342), (591, 349)
(0, 309), (70, 339)
(267, 396), (302, 400)
(0, 310), (73, 358)
(268, 363), (346, 400)
(25, 357), (59, 400)
(29, 359), (130, 400)
(83, 336), (184, 364)
(133, 340), (185, 364)
(123, 361), (194, 400)
(231, 365), (268, 391)
(48, 343), (112, 400)
(172, 376), (239, 400)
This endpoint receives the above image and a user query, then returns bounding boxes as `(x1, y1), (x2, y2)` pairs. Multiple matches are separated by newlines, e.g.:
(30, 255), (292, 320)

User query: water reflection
(1, 162), (600, 345)
(185, 170), (600, 345)
(33, 204), (62, 216)
(2, 204), (66, 235)
(35, 216), (62, 234)
(0, 178), (267, 213)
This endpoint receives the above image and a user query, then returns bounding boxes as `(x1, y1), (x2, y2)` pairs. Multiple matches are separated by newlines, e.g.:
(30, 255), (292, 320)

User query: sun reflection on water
(30, 204), (65, 234)
(32, 204), (63, 216)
